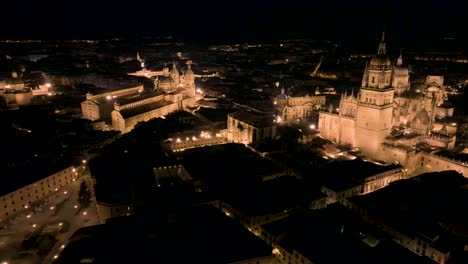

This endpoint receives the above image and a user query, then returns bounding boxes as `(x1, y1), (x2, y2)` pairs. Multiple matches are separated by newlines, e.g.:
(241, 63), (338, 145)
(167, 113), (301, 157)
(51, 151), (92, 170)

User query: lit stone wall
(0, 166), (80, 221)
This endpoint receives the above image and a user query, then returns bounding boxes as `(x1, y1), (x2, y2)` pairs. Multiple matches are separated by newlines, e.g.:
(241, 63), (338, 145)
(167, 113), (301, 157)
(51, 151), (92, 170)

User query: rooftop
(119, 99), (170, 119)
(348, 171), (468, 252)
(262, 204), (433, 264)
(55, 205), (272, 264)
(0, 161), (71, 197)
(116, 90), (163, 106)
(225, 176), (325, 216)
(321, 159), (402, 192)
(229, 110), (275, 128)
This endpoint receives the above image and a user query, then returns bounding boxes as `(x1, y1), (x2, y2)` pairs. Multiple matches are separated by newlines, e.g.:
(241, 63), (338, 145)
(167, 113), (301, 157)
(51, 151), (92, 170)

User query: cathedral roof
(158, 75), (174, 84)
(369, 55), (392, 69)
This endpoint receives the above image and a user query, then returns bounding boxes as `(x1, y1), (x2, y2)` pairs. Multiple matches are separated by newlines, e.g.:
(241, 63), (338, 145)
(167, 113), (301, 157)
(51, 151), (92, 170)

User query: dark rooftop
(321, 158), (402, 192)
(177, 144), (284, 195)
(54, 205), (272, 264)
(348, 171), (468, 255)
(225, 176), (326, 216)
(0, 161), (71, 197)
(229, 110), (275, 128)
(261, 204), (435, 264)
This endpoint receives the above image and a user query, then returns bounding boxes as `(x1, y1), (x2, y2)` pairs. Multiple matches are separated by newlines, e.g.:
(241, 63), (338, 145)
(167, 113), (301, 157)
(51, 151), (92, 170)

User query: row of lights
(173, 132), (222, 143)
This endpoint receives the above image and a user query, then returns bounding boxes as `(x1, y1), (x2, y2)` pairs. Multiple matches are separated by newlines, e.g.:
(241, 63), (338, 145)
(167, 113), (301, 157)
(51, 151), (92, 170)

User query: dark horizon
(0, 0), (467, 50)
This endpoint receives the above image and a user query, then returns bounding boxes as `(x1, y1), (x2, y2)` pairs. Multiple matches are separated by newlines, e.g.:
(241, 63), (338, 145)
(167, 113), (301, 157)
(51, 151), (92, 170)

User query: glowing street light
(310, 124), (316, 130)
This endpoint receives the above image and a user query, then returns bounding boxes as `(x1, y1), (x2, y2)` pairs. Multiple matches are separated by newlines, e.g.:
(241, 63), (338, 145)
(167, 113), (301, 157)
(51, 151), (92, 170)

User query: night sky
(0, 0), (466, 47)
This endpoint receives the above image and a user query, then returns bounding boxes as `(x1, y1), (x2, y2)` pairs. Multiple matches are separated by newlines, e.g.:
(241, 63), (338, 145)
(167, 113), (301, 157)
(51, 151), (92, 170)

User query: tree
(77, 180), (92, 208)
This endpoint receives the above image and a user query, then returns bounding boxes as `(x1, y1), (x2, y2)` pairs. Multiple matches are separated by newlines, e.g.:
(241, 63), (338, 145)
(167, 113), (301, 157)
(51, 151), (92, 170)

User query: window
(372, 77), (375, 83)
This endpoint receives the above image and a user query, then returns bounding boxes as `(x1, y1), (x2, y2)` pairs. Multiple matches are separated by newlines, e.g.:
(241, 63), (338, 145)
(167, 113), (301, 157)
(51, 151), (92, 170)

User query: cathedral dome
(159, 75), (174, 85)
(369, 55), (392, 69)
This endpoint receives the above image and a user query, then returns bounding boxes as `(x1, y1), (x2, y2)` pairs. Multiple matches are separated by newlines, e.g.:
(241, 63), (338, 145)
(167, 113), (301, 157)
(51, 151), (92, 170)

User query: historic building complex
(81, 62), (200, 134)
(319, 33), (465, 174)
(274, 87), (325, 124)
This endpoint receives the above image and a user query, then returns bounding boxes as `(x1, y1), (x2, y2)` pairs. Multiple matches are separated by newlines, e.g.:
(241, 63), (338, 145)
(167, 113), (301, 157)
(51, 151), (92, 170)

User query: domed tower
(355, 32), (396, 156)
(157, 66), (176, 93)
(392, 50), (410, 95)
(170, 62), (180, 86)
(182, 60), (195, 97)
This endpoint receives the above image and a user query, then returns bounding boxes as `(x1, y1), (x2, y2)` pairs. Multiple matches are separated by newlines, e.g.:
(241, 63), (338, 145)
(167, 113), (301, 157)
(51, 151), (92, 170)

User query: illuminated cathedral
(319, 33), (458, 172)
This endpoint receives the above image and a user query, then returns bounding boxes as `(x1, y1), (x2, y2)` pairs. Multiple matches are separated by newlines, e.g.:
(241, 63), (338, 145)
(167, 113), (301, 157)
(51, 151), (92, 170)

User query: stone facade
(227, 111), (277, 144)
(0, 166), (80, 221)
(318, 33), (464, 175)
(274, 89), (325, 124)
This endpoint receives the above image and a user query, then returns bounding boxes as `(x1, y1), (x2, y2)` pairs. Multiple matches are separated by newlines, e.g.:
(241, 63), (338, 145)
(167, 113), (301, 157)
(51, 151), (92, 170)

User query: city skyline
(0, 1), (466, 47)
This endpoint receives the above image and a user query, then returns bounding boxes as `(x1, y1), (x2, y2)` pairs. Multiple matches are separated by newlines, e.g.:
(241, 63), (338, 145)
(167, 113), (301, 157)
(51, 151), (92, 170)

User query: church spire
(377, 32), (386, 55)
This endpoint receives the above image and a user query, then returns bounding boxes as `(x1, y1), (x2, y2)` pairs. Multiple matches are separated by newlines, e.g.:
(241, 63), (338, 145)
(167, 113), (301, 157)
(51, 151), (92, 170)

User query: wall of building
(164, 136), (228, 152)
(0, 166), (79, 221)
(81, 100), (100, 120)
(321, 167), (403, 205)
(318, 112), (356, 147)
(418, 153), (467, 176)
(227, 116), (276, 144)
(96, 203), (133, 224)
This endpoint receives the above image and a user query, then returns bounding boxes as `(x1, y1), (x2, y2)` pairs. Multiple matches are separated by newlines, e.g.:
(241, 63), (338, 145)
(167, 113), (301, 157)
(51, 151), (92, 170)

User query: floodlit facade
(81, 85), (144, 121)
(274, 88), (325, 124)
(0, 166), (79, 221)
(319, 33), (464, 174)
(227, 110), (277, 144)
(111, 62), (199, 134)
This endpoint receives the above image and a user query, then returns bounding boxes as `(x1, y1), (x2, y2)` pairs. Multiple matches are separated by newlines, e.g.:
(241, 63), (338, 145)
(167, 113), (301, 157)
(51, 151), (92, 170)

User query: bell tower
(355, 32), (395, 156)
